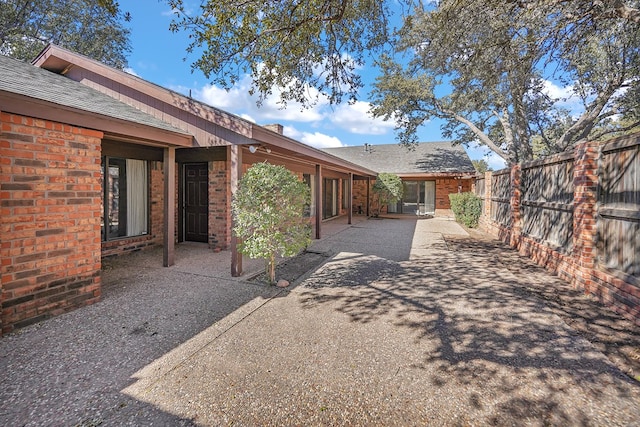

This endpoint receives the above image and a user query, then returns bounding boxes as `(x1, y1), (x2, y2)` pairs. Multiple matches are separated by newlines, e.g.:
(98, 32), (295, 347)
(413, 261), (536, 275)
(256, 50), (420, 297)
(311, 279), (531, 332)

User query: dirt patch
(446, 230), (640, 383)
(249, 250), (331, 286)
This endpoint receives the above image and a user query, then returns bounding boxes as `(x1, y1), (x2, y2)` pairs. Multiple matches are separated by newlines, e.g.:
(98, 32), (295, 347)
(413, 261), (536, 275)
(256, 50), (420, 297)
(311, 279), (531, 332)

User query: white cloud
(542, 79), (574, 100)
(194, 75), (326, 123)
(329, 101), (395, 135)
(541, 79), (583, 113)
(167, 71), (396, 146)
(123, 67), (139, 77)
(300, 132), (345, 148)
(284, 126), (344, 148)
(240, 113), (256, 123)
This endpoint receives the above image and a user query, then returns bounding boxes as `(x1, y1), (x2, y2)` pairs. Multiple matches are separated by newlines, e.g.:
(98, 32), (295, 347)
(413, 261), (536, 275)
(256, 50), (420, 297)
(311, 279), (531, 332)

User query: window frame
(101, 155), (151, 241)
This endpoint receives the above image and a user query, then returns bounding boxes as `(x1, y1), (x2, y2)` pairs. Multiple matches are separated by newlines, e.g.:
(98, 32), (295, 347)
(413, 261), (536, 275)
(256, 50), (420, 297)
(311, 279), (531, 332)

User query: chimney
(264, 123), (284, 134)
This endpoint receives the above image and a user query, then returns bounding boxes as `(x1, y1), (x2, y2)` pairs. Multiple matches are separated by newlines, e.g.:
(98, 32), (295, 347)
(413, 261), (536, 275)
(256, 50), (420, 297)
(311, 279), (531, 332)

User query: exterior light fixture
(249, 145), (257, 153)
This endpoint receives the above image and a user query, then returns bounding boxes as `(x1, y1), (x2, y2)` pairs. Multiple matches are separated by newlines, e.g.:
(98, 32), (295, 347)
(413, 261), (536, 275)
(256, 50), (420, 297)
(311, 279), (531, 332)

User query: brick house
(324, 142), (476, 216)
(2, 44), (477, 335)
(0, 53), (193, 334)
(1, 46), (376, 335)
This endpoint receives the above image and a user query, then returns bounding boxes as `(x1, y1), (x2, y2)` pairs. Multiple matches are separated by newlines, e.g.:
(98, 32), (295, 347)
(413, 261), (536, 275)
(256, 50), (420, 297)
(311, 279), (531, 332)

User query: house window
(102, 157), (149, 240)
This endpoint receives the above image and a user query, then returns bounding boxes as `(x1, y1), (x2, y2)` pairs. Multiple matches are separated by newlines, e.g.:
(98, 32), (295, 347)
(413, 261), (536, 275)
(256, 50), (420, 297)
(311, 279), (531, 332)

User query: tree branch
(447, 109), (510, 161)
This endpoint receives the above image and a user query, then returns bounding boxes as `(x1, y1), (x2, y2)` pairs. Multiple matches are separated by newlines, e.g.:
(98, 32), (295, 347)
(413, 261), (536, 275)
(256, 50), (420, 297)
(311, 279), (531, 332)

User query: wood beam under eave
(230, 145), (243, 277)
(163, 147), (176, 267)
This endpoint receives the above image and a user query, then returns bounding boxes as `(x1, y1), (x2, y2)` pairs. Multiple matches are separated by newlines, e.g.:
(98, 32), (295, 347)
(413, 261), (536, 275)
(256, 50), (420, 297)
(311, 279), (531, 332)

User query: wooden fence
(520, 152), (574, 253)
(476, 133), (640, 324)
(598, 136), (640, 278)
(490, 169), (511, 227)
(474, 176), (485, 213)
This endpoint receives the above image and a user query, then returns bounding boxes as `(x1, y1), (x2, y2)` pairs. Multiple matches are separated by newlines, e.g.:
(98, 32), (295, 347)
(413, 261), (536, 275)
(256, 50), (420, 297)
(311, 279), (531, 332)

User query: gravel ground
(1, 216), (639, 426)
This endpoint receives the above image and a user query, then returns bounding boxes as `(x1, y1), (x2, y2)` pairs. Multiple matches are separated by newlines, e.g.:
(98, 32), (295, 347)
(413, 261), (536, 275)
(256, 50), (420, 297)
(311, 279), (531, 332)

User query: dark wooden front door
(184, 163), (208, 242)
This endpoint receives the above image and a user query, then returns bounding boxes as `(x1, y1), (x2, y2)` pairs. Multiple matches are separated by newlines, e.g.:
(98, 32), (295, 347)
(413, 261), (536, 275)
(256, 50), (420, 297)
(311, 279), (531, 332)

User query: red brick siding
(209, 160), (228, 249)
(0, 113), (102, 335)
(352, 180), (370, 215)
(435, 178), (472, 209)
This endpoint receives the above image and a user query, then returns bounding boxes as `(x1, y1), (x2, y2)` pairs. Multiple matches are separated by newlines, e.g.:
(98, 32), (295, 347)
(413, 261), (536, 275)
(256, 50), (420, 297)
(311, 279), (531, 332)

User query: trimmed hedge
(449, 192), (482, 228)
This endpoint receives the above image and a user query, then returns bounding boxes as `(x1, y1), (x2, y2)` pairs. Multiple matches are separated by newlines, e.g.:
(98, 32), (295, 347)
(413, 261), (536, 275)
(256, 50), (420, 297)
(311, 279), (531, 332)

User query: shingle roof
(324, 141), (476, 174)
(0, 54), (189, 135)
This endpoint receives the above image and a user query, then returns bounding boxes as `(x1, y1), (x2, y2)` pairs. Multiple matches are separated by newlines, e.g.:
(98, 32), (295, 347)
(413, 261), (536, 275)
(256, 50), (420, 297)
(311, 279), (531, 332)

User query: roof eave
(1, 91), (193, 147)
(251, 126), (377, 177)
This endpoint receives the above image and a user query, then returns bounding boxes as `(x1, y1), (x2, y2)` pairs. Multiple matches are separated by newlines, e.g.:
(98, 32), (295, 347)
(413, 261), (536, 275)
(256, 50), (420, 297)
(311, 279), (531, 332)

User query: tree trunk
(268, 253), (276, 284)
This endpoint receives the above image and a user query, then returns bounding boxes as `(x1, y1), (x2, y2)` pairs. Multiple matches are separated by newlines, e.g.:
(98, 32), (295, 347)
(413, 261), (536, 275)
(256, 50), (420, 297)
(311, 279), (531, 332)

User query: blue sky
(121, 1), (506, 169)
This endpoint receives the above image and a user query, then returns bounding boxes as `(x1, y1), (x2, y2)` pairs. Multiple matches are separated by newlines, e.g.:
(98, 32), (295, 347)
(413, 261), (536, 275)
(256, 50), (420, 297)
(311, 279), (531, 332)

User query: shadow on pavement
(296, 229), (640, 425)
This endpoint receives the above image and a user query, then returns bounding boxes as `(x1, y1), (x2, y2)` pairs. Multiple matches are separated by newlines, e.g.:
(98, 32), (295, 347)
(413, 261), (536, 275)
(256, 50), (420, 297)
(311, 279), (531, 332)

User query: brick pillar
(572, 140), (599, 292)
(509, 165), (522, 248)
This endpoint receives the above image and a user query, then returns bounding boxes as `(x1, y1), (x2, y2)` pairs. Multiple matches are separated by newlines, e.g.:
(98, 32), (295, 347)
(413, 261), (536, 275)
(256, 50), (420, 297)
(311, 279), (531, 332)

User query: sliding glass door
(390, 180), (436, 214)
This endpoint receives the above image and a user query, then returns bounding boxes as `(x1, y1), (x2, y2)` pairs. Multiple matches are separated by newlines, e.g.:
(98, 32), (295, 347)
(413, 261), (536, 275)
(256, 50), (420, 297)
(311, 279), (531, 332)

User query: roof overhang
(396, 172), (477, 179)
(1, 90), (193, 148)
(33, 44), (253, 142)
(251, 126), (377, 177)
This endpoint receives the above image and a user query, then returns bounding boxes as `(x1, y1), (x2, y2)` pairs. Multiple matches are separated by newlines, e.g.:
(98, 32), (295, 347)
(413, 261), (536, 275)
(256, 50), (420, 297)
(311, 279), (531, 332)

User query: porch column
(230, 145), (243, 277)
(348, 173), (353, 225)
(315, 164), (323, 239)
(163, 147), (176, 267)
(366, 177), (371, 217)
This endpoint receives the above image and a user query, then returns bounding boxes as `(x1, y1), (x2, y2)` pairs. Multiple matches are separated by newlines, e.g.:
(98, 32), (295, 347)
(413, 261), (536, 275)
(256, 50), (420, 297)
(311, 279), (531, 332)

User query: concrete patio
(1, 215), (639, 426)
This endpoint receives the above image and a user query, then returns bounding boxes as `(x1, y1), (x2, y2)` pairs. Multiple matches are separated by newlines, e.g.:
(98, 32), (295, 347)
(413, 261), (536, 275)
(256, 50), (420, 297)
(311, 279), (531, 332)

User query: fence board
(598, 138), (640, 278)
(475, 177), (486, 213)
(521, 156), (574, 252)
(490, 170), (511, 226)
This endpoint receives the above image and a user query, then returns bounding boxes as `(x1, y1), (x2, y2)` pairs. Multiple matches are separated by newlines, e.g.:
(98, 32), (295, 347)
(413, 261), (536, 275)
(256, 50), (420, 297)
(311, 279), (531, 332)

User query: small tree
(472, 159), (491, 174)
(232, 162), (311, 284)
(371, 173), (403, 217)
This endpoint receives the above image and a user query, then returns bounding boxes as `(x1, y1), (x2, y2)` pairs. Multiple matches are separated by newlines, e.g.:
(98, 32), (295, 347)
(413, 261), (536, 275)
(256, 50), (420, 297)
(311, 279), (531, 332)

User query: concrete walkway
(1, 216), (639, 426)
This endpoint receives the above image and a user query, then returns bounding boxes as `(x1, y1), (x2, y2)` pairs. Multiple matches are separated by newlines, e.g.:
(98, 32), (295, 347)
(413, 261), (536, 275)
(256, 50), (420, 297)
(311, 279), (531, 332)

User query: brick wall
(209, 160), (228, 249)
(352, 179), (370, 215)
(435, 178), (472, 209)
(0, 113), (102, 335)
(477, 138), (640, 325)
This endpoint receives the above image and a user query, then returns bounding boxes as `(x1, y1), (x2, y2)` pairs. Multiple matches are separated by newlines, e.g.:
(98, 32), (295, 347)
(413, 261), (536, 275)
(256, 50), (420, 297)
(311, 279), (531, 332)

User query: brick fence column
(572, 139), (599, 291)
(509, 164), (522, 248)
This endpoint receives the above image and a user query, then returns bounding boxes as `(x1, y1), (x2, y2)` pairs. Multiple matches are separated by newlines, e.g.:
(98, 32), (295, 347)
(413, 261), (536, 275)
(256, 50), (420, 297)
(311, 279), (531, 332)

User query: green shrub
(449, 192), (482, 228)
(371, 172), (403, 217)
(232, 162), (311, 283)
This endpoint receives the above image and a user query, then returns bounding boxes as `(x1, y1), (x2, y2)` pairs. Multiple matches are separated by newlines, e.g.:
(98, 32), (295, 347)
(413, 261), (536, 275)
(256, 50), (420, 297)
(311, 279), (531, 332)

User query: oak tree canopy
(168, 0), (639, 164)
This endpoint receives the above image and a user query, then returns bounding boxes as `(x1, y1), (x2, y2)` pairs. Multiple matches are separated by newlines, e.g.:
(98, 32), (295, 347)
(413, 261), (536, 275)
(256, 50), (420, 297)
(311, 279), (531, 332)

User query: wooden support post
(366, 176), (371, 217)
(348, 173), (353, 225)
(163, 147), (176, 267)
(315, 164), (322, 239)
(230, 145), (243, 277)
